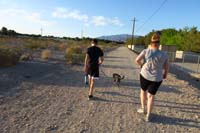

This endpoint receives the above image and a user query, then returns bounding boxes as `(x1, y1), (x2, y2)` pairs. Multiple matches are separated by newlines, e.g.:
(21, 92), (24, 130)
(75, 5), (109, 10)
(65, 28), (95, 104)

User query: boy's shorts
(88, 65), (99, 79)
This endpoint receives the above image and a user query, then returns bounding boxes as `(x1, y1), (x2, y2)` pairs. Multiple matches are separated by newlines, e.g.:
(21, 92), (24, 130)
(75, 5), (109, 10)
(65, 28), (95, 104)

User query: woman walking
(135, 33), (169, 122)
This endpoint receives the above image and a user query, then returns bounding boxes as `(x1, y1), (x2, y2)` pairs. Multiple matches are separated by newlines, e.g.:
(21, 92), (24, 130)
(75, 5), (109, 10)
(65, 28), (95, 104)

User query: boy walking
(84, 39), (104, 100)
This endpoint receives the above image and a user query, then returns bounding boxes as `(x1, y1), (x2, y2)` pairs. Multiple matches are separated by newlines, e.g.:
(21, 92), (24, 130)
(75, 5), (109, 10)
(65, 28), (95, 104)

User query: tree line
(128, 27), (200, 53)
(0, 27), (123, 44)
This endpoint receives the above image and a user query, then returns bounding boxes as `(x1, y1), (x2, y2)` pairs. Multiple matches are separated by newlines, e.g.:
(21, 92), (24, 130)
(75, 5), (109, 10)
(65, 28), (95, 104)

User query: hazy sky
(0, 0), (199, 37)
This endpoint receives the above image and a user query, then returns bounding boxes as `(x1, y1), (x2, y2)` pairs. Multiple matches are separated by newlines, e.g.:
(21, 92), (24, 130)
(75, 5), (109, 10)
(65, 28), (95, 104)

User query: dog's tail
(120, 75), (125, 80)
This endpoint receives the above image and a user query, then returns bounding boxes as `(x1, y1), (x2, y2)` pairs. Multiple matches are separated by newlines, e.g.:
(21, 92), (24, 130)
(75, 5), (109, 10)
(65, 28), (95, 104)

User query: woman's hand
(163, 73), (167, 79)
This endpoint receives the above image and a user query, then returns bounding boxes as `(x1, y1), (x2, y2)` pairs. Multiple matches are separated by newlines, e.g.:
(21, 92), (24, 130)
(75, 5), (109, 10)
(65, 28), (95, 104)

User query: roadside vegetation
(126, 27), (200, 53)
(0, 27), (121, 66)
(0, 45), (21, 67)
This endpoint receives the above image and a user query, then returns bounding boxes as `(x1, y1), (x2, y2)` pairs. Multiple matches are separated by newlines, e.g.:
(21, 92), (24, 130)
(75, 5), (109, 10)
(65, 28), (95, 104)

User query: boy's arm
(84, 54), (89, 73)
(99, 56), (104, 65)
(99, 49), (104, 65)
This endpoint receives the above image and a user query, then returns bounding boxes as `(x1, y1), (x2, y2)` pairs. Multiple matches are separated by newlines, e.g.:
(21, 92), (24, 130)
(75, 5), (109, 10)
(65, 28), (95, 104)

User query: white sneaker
(137, 108), (145, 114)
(145, 114), (151, 122)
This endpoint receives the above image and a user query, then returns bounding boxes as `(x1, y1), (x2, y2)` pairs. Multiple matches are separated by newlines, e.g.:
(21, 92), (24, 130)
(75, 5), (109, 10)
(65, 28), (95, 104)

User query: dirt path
(0, 47), (199, 132)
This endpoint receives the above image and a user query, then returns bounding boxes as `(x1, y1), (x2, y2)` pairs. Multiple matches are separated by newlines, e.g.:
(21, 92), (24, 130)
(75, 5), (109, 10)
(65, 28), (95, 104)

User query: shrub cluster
(65, 46), (84, 64)
(0, 46), (21, 67)
(41, 50), (51, 59)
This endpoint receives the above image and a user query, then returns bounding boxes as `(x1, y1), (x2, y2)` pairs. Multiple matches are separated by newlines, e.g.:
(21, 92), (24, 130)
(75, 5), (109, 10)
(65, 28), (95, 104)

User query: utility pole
(40, 28), (43, 36)
(131, 17), (136, 50)
(81, 30), (83, 38)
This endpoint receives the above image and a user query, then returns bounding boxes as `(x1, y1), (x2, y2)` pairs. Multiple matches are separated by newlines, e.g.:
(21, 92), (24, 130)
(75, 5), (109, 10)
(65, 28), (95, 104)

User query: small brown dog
(112, 73), (124, 87)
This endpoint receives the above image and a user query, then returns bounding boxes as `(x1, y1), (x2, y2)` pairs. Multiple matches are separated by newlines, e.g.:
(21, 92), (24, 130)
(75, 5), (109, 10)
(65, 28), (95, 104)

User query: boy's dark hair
(92, 39), (98, 44)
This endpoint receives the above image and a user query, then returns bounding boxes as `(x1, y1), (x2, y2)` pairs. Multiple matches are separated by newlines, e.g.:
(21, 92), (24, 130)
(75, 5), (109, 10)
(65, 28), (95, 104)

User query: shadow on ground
(105, 56), (127, 59)
(169, 64), (200, 89)
(0, 61), (138, 98)
(0, 61), (86, 97)
(151, 114), (200, 128)
(159, 85), (182, 94)
(102, 64), (137, 70)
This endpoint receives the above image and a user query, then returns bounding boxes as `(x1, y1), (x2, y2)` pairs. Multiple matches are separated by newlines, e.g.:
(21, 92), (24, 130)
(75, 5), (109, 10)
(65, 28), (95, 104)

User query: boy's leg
(88, 76), (92, 87)
(89, 77), (95, 96)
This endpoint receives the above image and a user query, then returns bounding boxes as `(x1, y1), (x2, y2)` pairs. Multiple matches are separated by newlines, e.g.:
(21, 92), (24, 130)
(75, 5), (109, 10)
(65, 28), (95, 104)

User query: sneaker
(88, 95), (93, 100)
(137, 108), (145, 114)
(145, 114), (151, 122)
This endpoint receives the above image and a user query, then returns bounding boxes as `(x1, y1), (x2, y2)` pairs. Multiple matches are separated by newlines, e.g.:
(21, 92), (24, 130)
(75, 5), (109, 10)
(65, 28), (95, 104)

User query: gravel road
(0, 47), (199, 132)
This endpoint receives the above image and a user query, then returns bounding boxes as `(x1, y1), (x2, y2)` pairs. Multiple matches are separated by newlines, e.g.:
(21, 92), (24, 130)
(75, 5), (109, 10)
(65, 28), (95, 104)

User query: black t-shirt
(87, 46), (103, 67)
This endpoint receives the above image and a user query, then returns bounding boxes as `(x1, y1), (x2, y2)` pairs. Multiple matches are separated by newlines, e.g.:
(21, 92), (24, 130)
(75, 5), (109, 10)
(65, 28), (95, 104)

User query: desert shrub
(58, 43), (67, 51)
(65, 46), (84, 64)
(41, 50), (51, 59)
(0, 46), (21, 67)
(24, 43), (47, 50)
(20, 53), (33, 61)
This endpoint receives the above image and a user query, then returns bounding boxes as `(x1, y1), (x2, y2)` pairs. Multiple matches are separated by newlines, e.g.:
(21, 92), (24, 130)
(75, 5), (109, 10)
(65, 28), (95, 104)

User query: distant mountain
(97, 34), (139, 42)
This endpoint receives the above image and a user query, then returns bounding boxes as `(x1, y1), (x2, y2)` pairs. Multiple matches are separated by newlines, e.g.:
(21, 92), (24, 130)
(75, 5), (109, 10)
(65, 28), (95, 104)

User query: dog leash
(99, 65), (108, 77)
(99, 66), (116, 88)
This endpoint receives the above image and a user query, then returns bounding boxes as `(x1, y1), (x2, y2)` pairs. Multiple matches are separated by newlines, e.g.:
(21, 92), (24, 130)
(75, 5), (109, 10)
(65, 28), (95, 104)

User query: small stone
(195, 115), (199, 119)
(47, 125), (58, 131)
(80, 120), (85, 124)
(161, 130), (165, 133)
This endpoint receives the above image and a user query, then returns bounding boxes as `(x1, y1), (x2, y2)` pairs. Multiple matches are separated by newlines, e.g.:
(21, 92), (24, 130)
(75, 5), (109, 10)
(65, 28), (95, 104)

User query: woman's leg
(147, 93), (155, 116)
(140, 89), (147, 110)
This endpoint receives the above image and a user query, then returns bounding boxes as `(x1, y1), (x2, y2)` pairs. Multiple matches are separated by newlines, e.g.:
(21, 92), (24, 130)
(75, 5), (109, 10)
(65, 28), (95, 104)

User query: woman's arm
(135, 50), (145, 68)
(163, 59), (169, 79)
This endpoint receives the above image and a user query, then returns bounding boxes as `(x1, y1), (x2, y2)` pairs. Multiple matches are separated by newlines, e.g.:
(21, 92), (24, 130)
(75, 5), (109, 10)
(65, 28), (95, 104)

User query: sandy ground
(0, 47), (199, 133)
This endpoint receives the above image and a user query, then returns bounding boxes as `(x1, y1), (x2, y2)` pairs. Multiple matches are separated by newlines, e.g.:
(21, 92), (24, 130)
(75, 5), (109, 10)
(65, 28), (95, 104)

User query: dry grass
(58, 43), (67, 51)
(20, 53), (33, 61)
(0, 45), (21, 67)
(0, 36), (121, 66)
(65, 46), (84, 64)
(41, 50), (51, 60)
(190, 73), (200, 79)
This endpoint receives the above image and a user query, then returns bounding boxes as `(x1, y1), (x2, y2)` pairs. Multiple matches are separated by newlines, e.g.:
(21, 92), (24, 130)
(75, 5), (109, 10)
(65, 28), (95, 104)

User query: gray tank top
(140, 49), (168, 82)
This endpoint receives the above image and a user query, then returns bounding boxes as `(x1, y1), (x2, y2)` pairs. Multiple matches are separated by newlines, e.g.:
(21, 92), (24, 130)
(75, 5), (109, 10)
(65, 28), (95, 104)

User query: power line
(136, 0), (168, 32)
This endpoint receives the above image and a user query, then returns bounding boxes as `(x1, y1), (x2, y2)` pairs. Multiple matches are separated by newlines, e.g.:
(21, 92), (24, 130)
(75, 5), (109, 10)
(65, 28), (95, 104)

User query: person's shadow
(151, 114), (200, 128)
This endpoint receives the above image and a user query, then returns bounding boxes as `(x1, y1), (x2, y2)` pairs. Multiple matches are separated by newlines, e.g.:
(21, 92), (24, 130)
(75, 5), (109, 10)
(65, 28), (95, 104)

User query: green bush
(65, 46), (84, 64)
(0, 46), (21, 67)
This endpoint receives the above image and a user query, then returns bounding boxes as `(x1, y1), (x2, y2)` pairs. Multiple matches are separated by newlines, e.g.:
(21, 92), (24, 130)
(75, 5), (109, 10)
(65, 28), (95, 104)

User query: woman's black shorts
(140, 74), (162, 95)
